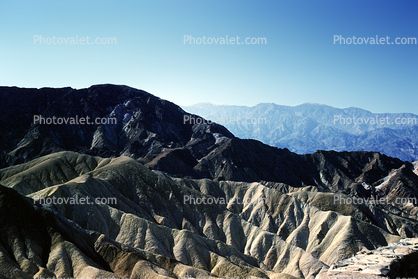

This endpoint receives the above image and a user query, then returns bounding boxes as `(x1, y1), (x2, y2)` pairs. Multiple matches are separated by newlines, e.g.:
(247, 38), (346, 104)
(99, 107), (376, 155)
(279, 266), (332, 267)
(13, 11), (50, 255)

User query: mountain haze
(182, 103), (418, 161)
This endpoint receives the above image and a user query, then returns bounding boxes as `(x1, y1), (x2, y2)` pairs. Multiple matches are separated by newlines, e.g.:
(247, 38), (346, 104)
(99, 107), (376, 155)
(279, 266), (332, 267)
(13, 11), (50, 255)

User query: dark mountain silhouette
(0, 84), (233, 168)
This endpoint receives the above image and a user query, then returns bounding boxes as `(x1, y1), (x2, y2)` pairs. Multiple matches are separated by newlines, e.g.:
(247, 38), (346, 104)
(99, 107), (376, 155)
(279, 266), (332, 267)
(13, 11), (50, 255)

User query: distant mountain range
(1, 85), (418, 278)
(182, 103), (418, 161)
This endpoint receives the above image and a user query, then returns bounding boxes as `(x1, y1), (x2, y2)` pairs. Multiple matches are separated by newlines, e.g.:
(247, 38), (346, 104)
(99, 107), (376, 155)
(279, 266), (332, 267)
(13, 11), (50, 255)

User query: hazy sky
(1, 0), (417, 113)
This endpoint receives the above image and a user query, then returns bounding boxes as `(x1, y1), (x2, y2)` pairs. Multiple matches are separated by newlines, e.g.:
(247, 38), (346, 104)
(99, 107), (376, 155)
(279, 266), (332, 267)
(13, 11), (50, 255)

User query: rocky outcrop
(318, 238), (418, 278)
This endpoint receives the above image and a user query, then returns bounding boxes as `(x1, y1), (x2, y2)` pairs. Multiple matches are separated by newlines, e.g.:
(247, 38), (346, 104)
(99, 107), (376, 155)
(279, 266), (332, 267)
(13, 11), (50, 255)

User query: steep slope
(0, 84), (233, 168)
(0, 86), (67, 156)
(0, 184), (123, 279)
(173, 178), (402, 265)
(1, 151), (327, 278)
(1, 152), (417, 278)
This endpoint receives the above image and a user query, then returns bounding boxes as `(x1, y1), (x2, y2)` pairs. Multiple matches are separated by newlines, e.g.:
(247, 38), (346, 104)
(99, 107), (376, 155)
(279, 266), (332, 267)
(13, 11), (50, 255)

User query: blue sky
(1, 0), (417, 113)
